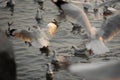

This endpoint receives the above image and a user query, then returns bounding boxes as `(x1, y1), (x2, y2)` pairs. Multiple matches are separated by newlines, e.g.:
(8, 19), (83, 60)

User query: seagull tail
(86, 38), (110, 54)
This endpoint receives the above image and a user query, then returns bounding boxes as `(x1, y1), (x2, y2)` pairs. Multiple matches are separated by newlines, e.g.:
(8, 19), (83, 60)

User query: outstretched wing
(69, 61), (120, 80)
(98, 14), (120, 41)
(61, 2), (95, 38)
(30, 23), (58, 48)
(96, 0), (120, 9)
(13, 30), (34, 42)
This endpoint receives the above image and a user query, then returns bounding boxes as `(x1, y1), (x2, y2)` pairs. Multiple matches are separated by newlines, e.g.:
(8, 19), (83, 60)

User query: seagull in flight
(51, 0), (120, 55)
(7, 20), (58, 55)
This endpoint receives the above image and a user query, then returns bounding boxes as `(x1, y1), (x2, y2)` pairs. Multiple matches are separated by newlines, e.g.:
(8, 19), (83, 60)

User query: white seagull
(7, 20), (58, 54)
(52, 0), (120, 54)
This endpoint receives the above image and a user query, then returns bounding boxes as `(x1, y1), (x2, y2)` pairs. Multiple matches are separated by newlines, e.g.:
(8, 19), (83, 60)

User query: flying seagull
(51, 0), (120, 54)
(7, 20), (58, 55)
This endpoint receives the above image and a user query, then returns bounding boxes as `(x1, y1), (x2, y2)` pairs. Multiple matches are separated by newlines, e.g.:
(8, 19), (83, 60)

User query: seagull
(93, 0), (102, 20)
(51, 0), (120, 55)
(95, 0), (119, 19)
(71, 45), (90, 59)
(95, 0), (120, 9)
(46, 63), (53, 80)
(69, 61), (120, 80)
(82, 0), (92, 14)
(6, 0), (15, 16)
(102, 6), (117, 19)
(51, 50), (70, 71)
(35, 8), (43, 24)
(7, 20), (58, 55)
(34, 0), (44, 10)
(0, 30), (16, 80)
(70, 22), (82, 35)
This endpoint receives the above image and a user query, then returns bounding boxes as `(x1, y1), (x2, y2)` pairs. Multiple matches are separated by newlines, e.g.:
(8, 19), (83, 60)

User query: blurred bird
(69, 61), (120, 80)
(71, 45), (89, 59)
(52, 0), (120, 55)
(6, 0), (15, 16)
(93, 0), (101, 20)
(35, 8), (43, 24)
(70, 22), (82, 35)
(51, 50), (70, 71)
(46, 63), (53, 80)
(0, 30), (16, 80)
(95, 0), (119, 19)
(95, 0), (120, 9)
(102, 6), (117, 19)
(34, 0), (44, 10)
(7, 20), (58, 55)
(82, 0), (92, 14)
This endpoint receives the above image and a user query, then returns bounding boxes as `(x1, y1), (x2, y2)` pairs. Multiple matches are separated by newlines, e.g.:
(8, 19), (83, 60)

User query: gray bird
(71, 45), (90, 59)
(35, 8), (43, 24)
(6, 0), (15, 16)
(70, 22), (82, 35)
(46, 63), (53, 80)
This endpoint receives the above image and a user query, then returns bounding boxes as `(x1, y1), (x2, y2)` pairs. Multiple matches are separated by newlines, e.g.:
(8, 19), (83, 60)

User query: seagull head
(9, 29), (17, 36)
(47, 19), (58, 36)
(51, 0), (68, 10)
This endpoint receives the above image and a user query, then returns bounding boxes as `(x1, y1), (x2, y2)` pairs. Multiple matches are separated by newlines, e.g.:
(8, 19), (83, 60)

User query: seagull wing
(30, 22), (58, 48)
(30, 27), (49, 48)
(69, 61), (120, 80)
(14, 30), (34, 42)
(61, 3), (95, 38)
(97, 14), (120, 41)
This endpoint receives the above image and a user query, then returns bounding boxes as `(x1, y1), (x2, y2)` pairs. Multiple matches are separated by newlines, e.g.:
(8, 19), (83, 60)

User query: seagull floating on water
(51, 50), (70, 71)
(6, 0), (15, 16)
(35, 8), (43, 24)
(46, 63), (53, 80)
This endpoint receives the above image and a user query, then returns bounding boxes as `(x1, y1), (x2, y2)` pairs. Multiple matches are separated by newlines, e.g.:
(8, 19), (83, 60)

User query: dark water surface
(0, 0), (120, 80)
